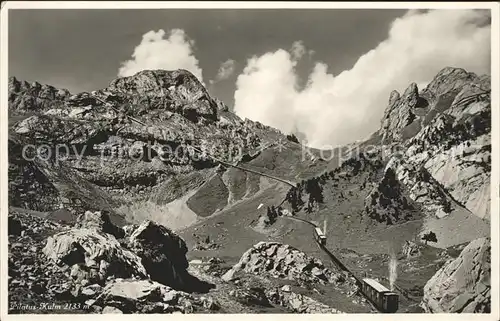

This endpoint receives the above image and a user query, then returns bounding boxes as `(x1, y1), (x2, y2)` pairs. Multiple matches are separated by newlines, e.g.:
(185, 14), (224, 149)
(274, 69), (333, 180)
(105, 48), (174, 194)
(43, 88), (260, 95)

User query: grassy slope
(179, 145), (489, 313)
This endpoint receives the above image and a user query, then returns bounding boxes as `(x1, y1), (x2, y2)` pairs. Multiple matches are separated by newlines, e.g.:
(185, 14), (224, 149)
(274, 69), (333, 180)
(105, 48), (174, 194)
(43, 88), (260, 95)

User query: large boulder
(126, 220), (190, 290)
(42, 228), (148, 284)
(222, 242), (340, 285)
(420, 237), (491, 313)
(75, 210), (125, 239)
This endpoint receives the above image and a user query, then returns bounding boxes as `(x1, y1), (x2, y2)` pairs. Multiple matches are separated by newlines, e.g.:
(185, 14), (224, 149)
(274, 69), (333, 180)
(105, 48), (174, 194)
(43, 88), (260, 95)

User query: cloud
(118, 29), (204, 83)
(233, 9), (491, 148)
(210, 59), (236, 85)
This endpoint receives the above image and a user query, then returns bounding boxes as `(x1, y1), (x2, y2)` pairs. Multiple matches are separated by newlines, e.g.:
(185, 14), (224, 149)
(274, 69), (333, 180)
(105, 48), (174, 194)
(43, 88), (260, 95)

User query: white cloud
(233, 9), (491, 148)
(118, 29), (204, 83)
(210, 59), (236, 85)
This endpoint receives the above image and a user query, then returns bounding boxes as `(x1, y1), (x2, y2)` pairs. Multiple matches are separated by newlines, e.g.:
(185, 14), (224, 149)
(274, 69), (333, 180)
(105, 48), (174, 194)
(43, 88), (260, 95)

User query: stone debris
(266, 287), (344, 314)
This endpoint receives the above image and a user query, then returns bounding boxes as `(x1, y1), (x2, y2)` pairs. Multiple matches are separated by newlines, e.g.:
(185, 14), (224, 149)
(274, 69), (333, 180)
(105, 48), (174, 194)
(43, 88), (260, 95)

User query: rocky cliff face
(378, 67), (491, 221)
(420, 237), (491, 313)
(8, 69), (289, 226)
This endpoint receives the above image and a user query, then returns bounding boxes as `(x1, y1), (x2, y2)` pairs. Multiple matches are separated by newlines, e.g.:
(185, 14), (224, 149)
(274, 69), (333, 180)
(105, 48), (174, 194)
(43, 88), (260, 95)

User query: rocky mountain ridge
(7, 66), (491, 314)
(8, 69), (313, 228)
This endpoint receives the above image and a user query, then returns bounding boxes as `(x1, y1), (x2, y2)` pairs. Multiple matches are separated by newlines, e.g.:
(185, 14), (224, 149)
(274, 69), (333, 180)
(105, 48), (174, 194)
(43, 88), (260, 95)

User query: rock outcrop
(381, 154), (453, 219)
(9, 77), (70, 112)
(75, 210), (125, 239)
(92, 279), (219, 313)
(222, 242), (340, 285)
(125, 220), (195, 291)
(43, 228), (148, 284)
(420, 238), (491, 313)
(380, 84), (420, 143)
(106, 69), (218, 122)
(46, 211), (211, 293)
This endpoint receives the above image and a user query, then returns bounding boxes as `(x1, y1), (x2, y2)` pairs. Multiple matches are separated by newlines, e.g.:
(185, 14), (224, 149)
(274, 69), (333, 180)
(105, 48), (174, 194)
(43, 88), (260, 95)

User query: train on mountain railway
(314, 227), (327, 246)
(361, 278), (399, 313)
(305, 222), (399, 313)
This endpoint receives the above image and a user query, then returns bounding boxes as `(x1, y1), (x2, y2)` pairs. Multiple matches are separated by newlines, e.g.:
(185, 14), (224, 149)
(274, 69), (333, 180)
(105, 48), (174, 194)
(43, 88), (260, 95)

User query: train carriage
(314, 227), (327, 246)
(361, 278), (399, 313)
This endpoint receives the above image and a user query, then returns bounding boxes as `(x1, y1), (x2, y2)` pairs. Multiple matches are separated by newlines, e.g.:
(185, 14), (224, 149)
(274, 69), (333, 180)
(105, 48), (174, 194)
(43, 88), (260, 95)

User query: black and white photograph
(1, 1), (498, 318)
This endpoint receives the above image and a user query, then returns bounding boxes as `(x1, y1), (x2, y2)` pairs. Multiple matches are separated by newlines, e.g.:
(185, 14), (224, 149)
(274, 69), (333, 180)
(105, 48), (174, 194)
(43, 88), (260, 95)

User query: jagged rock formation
(9, 77), (70, 112)
(222, 242), (341, 285)
(380, 84), (420, 143)
(289, 67), (490, 229)
(420, 238), (491, 313)
(378, 67), (491, 220)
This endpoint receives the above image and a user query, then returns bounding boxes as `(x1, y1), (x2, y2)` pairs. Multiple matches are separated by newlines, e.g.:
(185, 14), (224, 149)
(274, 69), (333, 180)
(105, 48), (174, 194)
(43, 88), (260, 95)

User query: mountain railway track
(280, 215), (405, 313)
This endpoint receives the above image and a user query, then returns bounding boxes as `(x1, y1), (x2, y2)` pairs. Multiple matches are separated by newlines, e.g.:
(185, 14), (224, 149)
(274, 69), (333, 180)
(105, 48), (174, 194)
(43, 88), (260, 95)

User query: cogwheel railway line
(281, 215), (404, 313)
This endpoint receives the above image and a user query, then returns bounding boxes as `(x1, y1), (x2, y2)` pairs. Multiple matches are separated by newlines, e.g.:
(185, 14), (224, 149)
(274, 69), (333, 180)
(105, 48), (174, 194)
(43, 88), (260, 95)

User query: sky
(8, 8), (491, 148)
